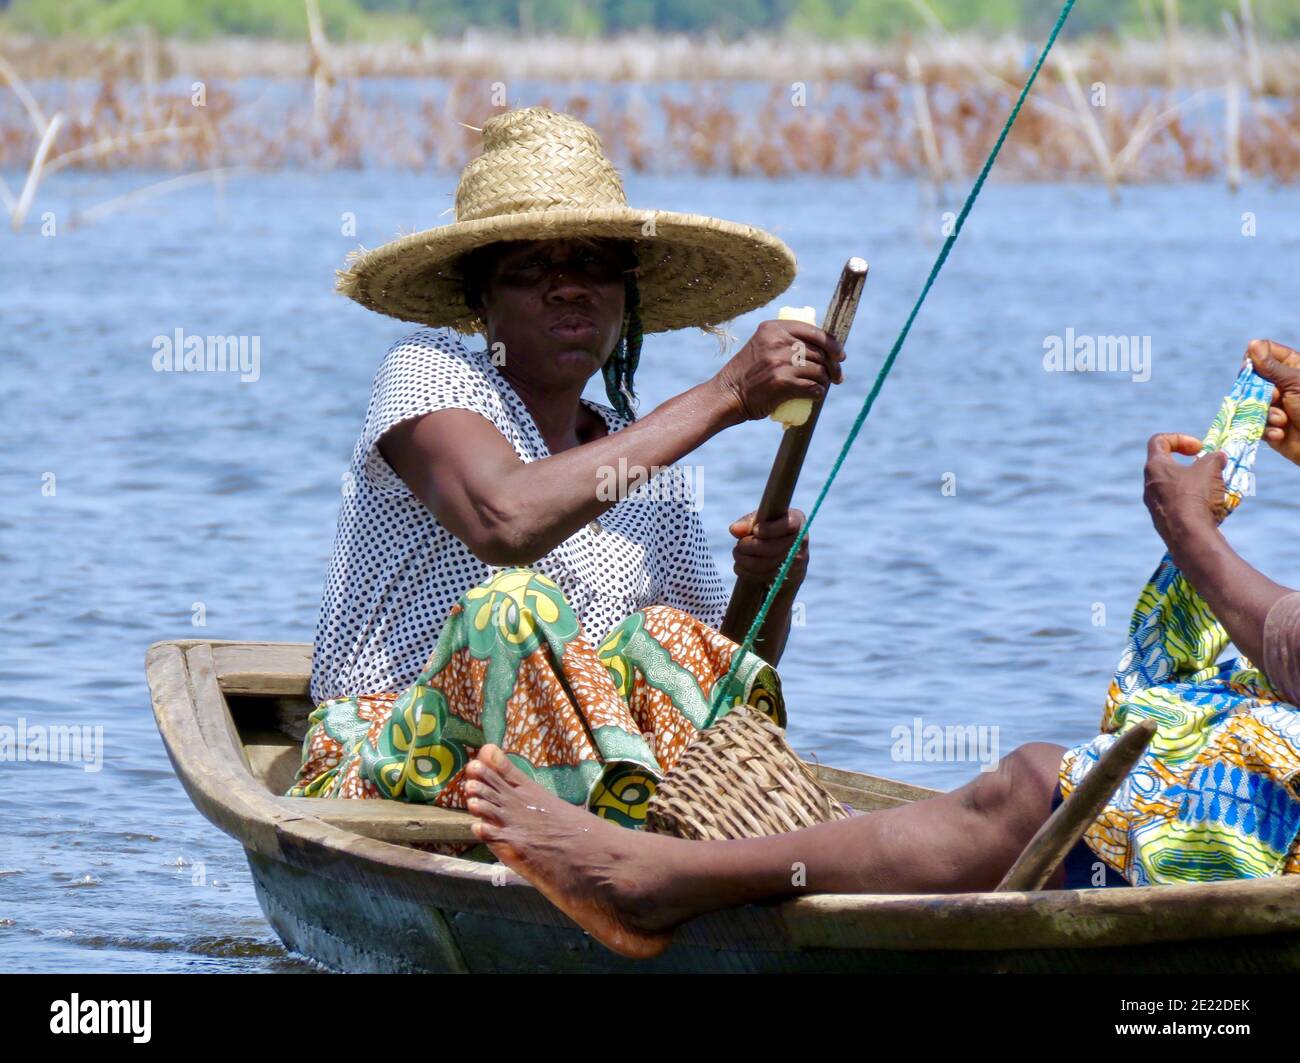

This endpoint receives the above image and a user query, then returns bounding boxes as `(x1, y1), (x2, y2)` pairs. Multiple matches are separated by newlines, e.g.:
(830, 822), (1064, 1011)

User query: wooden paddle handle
(720, 257), (870, 645)
(995, 720), (1157, 893)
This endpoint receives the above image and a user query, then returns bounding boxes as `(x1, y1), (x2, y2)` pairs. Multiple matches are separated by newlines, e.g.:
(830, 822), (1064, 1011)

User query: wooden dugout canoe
(146, 639), (1300, 973)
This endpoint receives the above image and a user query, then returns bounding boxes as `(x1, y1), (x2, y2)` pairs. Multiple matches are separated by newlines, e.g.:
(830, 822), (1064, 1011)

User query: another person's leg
(464, 740), (1065, 958)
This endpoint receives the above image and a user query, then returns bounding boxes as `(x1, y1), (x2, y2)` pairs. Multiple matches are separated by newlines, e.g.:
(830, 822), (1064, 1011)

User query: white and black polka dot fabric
(311, 328), (728, 704)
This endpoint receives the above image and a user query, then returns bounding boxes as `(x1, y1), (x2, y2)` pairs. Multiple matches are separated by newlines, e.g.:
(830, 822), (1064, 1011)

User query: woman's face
(473, 238), (630, 388)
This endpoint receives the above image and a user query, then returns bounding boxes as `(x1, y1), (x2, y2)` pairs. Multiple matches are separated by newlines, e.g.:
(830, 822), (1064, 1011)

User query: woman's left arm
(1145, 343), (1300, 668)
(1143, 432), (1292, 667)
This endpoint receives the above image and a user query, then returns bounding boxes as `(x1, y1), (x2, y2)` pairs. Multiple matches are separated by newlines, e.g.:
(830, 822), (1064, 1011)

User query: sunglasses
(494, 246), (636, 287)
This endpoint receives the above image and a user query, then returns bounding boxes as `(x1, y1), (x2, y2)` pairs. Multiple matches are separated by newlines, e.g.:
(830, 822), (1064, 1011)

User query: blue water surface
(3, 165), (1298, 971)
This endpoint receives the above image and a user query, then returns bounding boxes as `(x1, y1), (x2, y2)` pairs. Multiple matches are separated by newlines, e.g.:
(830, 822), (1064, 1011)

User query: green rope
(715, 0), (1077, 709)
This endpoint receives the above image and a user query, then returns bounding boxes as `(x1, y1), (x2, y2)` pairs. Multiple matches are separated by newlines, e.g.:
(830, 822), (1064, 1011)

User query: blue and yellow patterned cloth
(1061, 363), (1300, 885)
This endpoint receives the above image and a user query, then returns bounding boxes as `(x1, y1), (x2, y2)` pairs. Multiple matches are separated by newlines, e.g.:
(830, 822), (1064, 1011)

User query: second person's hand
(1249, 338), (1300, 467)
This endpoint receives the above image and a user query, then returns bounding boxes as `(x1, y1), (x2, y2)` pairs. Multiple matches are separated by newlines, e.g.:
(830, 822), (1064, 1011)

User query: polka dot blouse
(311, 328), (728, 704)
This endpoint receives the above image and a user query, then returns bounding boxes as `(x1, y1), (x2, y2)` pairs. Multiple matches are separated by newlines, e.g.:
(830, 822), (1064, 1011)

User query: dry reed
(3, 27), (1300, 222)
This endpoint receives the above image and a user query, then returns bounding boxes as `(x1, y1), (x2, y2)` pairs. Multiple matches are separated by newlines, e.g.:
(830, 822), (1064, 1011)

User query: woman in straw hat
(287, 107), (845, 836)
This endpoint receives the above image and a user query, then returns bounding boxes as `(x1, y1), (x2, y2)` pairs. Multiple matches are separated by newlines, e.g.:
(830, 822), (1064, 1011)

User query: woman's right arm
(380, 319), (845, 566)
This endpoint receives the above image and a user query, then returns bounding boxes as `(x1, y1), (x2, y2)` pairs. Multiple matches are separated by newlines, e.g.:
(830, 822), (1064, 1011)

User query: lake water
(3, 167), (1299, 971)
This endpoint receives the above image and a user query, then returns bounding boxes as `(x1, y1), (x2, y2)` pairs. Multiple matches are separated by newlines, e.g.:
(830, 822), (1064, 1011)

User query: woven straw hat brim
(336, 207), (797, 335)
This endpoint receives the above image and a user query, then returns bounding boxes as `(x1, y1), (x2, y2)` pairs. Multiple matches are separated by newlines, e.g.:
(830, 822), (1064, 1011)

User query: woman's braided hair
(461, 238), (643, 420)
(603, 264), (642, 420)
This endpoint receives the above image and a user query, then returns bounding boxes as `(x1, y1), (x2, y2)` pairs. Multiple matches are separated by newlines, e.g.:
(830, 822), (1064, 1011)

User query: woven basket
(645, 706), (851, 841)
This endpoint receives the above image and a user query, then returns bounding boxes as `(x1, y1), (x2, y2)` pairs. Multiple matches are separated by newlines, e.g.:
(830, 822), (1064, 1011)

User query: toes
(480, 744), (528, 788)
(471, 819), (501, 843)
(465, 756), (496, 782)
(466, 795), (506, 826)
(464, 760), (506, 794)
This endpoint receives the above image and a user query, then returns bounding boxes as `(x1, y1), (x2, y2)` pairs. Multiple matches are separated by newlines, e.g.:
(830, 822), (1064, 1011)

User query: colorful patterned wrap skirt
(1061, 363), (1300, 885)
(287, 568), (783, 846)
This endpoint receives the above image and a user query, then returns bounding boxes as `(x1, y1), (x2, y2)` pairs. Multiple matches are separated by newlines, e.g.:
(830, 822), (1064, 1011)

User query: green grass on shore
(4, 0), (1300, 42)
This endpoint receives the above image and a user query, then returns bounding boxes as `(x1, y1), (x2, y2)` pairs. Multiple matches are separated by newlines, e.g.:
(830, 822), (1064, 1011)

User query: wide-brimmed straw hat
(336, 106), (797, 334)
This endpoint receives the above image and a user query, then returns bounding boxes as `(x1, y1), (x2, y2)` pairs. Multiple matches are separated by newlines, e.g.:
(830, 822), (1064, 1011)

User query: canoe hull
(247, 850), (1300, 974)
(147, 639), (1300, 975)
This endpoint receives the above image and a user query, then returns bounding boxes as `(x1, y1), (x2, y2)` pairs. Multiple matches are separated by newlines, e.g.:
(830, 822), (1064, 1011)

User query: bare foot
(464, 745), (693, 959)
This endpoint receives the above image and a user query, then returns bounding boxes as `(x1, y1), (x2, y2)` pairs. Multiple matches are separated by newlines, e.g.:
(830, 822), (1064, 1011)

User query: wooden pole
(996, 720), (1157, 893)
(1163, 0), (1182, 94)
(1240, 0), (1263, 97)
(1226, 77), (1242, 194)
(720, 257), (869, 645)
(11, 112), (64, 232)
(305, 0), (333, 146)
(138, 24), (160, 128)
(1055, 45), (1120, 201)
(906, 53), (945, 195)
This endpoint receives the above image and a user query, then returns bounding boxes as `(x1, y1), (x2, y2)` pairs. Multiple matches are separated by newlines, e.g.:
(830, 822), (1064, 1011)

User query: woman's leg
(464, 739), (1067, 959)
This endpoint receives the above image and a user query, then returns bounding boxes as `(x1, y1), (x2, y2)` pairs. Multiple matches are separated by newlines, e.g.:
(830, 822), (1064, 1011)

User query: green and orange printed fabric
(287, 568), (783, 829)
